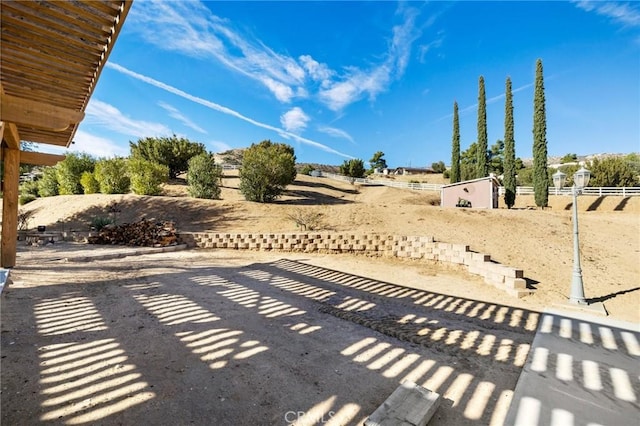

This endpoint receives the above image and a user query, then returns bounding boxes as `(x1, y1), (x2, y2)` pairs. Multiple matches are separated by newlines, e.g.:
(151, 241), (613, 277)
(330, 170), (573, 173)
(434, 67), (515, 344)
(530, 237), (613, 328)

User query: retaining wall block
(505, 277), (527, 289)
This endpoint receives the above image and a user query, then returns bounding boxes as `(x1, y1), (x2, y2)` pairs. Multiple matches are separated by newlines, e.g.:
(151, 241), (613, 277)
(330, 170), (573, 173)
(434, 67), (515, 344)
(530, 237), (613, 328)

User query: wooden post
(1, 145), (20, 268)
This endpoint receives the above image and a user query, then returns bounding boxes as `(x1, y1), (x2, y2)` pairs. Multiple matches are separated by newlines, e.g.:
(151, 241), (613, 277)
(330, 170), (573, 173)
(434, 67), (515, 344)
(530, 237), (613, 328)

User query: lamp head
(573, 167), (591, 189)
(552, 170), (567, 190)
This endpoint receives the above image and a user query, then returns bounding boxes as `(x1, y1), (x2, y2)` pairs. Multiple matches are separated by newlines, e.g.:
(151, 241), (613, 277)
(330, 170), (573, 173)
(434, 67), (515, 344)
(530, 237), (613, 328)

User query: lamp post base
(553, 300), (608, 317)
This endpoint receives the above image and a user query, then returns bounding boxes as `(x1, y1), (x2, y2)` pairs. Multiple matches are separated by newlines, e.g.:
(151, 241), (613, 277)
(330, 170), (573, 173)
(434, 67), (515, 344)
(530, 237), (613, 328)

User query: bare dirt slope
(12, 171), (640, 323)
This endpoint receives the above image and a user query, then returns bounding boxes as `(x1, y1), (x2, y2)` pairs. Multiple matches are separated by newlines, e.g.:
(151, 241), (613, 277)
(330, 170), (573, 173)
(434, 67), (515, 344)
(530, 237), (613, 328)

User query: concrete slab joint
(179, 231), (530, 298)
(365, 381), (441, 426)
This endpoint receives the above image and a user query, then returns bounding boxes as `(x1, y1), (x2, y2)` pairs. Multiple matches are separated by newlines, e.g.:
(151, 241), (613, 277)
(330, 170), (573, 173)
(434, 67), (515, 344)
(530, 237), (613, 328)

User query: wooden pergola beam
(1, 121), (20, 150)
(0, 93), (85, 132)
(1, 144), (20, 268)
(19, 151), (66, 166)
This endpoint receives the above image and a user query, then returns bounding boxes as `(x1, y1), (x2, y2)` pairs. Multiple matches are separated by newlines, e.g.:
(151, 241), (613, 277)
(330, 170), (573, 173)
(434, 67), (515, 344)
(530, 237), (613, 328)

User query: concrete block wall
(179, 232), (531, 298)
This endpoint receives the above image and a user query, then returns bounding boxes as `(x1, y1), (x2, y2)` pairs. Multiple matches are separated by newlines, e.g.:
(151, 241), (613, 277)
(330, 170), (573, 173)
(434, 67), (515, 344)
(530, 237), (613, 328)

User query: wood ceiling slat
(2, 2), (110, 46)
(1, 49), (95, 80)
(1, 31), (102, 70)
(0, 13), (103, 53)
(3, 70), (88, 100)
(82, 1), (125, 17)
(1, 0), (130, 148)
(32, 1), (114, 34)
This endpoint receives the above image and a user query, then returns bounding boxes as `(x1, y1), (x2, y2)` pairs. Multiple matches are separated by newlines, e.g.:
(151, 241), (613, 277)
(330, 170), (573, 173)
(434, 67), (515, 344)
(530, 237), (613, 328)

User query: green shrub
(443, 169), (450, 179)
(299, 164), (314, 176)
(239, 140), (296, 202)
(94, 157), (130, 194)
(20, 180), (40, 198)
(129, 135), (206, 179)
(37, 167), (59, 197)
(57, 153), (96, 194)
(187, 153), (222, 199)
(339, 159), (366, 180)
(90, 216), (114, 231)
(128, 159), (168, 195)
(19, 194), (36, 205)
(80, 171), (100, 194)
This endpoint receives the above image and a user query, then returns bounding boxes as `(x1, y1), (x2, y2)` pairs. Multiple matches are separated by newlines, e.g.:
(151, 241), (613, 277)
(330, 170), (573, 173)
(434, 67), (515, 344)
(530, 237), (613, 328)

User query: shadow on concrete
(1, 252), (543, 425)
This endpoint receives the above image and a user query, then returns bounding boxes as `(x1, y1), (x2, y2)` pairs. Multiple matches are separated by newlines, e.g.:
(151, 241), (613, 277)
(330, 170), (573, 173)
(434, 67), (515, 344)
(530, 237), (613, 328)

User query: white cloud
(317, 126), (355, 144)
(261, 78), (295, 103)
(318, 5), (422, 111)
(129, 1), (429, 112)
(299, 55), (334, 82)
(573, 1), (640, 27)
(280, 107), (310, 133)
(128, 0), (306, 103)
(107, 63), (353, 158)
(85, 99), (172, 138)
(71, 130), (129, 158)
(158, 101), (207, 134)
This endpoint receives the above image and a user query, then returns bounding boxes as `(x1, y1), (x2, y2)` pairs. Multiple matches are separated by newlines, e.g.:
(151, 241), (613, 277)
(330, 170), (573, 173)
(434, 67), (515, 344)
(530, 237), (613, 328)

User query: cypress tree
(532, 59), (548, 207)
(503, 77), (516, 208)
(450, 101), (461, 183)
(476, 76), (488, 178)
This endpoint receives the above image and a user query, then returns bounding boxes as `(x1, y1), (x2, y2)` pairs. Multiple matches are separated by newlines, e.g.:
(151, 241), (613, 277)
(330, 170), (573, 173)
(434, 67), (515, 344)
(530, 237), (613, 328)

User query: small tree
(187, 153), (222, 199)
(503, 77), (517, 208)
(128, 159), (168, 195)
(460, 142), (478, 181)
(488, 140), (505, 175)
(339, 159), (366, 181)
(239, 140), (297, 203)
(532, 59), (549, 207)
(80, 171), (100, 194)
(129, 135), (207, 179)
(450, 101), (461, 183)
(37, 166), (59, 197)
(94, 157), (130, 194)
(431, 161), (446, 173)
(57, 152), (96, 194)
(369, 151), (387, 171)
(476, 76), (488, 178)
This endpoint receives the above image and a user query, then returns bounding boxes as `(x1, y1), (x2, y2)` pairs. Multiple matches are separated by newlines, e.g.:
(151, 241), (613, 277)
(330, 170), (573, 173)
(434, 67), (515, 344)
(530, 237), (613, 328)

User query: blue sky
(54, 0), (640, 167)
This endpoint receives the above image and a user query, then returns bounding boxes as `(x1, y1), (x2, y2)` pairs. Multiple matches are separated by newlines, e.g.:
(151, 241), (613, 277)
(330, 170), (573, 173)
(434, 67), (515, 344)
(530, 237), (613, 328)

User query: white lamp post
(552, 167), (591, 304)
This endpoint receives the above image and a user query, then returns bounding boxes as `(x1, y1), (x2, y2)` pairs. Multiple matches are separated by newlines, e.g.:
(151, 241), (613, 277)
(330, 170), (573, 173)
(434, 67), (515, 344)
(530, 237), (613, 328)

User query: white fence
(499, 186), (640, 197)
(317, 172), (443, 191)
(221, 165), (640, 196)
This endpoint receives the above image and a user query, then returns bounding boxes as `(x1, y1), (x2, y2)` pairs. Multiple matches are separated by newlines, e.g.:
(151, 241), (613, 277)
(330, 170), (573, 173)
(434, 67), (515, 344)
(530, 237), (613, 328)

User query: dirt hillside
(10, 171), (640, 323)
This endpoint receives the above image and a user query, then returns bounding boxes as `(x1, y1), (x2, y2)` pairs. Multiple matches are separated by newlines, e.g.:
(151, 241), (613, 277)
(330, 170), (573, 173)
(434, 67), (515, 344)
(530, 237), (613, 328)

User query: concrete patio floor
(0, 243), (552, 425)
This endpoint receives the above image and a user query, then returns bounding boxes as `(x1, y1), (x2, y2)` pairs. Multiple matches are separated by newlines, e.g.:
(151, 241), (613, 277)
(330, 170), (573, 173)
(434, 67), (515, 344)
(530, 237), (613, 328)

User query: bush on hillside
(80, 171), (100, 194)
(187, 153), (222, 199)
(128, 159), (168, 196)
(37, 167), (59, 197)
(20, 180), (39, 198)
(57, 153), (96, 194)
(130, 135), (206, 179)
(19, 194), (36, 205)
(299, 164), (315, 176)
(239, 140), (296, 203)
(339, 159), (366, 181)
(94, 157), (130, 194)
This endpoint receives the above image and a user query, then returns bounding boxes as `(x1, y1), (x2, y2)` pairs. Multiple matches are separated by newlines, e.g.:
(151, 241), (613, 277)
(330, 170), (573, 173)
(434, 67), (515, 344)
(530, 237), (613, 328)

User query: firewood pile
(88, 219), (178, 247)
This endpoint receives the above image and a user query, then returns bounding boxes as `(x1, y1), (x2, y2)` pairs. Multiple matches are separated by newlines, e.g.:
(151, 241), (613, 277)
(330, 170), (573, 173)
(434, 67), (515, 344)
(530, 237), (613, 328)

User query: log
(88, 218), (178, 247)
